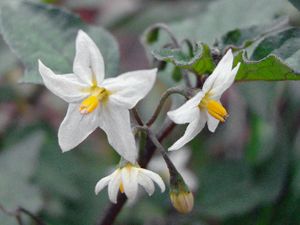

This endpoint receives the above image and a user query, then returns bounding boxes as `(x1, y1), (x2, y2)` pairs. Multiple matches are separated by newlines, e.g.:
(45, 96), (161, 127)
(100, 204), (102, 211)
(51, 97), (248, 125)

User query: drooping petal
(98, 103), (137, 163)
(168, 112), (205, 151)
(202, 49), (234, 94)
(211, 63), (241, 99)
(73, 30), (105, 85)
(58, 103), (99, 152)
(121, 166), (138, 200)
(137, 172), (155, 196)
(167, 91), (204, 124)
(95, 174), (113, 194)
(102, 69), (157, 109)
(38, 60), (88, 103)
(207, 112), (220, 132)
(108, 170), (121, 203)
(139, 168), (165, 192)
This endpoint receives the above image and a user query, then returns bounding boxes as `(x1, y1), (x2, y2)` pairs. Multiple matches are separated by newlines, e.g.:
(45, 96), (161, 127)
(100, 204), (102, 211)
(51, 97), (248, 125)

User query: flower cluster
(38, 30), (239, 211)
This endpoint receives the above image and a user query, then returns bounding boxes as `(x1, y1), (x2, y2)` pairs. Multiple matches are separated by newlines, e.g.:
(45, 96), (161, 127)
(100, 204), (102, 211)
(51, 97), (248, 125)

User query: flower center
(79, 86), (110, 114)
(119, 183), (124, 193)
(198, 95), (228, 122)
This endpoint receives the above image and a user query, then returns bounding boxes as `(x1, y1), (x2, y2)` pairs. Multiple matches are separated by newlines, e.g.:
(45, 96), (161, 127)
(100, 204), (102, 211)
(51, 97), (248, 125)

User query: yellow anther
(79, 96), (99, 114)
(199, 98), (228, 122)
(119, 183), (124, 193)
(79, 86), (110, 114)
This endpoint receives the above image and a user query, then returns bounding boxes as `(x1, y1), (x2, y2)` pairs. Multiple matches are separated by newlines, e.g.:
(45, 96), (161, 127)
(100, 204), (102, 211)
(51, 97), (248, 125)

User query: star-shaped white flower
(38, 30), (157, 163)
(95, 162), (165, 203)
(167, 49), (240, 151)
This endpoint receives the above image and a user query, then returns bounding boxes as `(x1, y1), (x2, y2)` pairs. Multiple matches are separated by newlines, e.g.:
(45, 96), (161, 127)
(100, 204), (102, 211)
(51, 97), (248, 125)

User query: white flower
(167, 49), (240, 151)
(95, 162), (165, 203)
(38, 30), (157, 163)
(148, 146), (198, 191)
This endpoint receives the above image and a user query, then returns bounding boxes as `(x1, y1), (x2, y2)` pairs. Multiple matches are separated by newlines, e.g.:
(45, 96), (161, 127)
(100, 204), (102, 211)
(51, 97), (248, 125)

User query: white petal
(212, 63), (240, 98)
(139, 168), (165, 192)
(99, 103), (137, 163)
(108, 170), (121, 204)
(121, 166), (138, 200)
(95, 174), (112, 194)
(168, 112), (205, 151)
(38, 60), (88, 103)
(73, 30), (105, 85)
(207, 112), (220, 132)
(102, 69), (157, 109)
(202, 49), (234, 94)
(58, 103), (99, 152)
(137, 172), (155, 196)
(167, 91), (204, 124)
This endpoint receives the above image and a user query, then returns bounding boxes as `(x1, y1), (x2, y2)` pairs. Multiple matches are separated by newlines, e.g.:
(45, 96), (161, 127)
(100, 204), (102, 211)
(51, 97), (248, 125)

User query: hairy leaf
(143, 0), (287, 49)
(235, 51), (300, 81)
(221, 18), (288, 49)
(235, 28), (300, 81)
(0, 1), (119, 83)
(152, 43), (215, 76)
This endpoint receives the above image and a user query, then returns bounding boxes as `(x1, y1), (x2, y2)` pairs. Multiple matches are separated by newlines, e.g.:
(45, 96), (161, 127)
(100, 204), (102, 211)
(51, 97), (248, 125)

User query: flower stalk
(146, 86), (190, 126)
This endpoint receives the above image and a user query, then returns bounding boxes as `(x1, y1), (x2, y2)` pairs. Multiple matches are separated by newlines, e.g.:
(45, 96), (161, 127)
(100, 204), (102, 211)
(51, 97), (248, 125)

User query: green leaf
(234, 28), (300, 81)
(144, 0), (287, 48)
(144, 26), (160, 45)
(234, 51), (300, 81)
(252, 28), (300, 70)
(221, 18), (288, 49)
(109, 2), (206, 34)
(0, 132), (44, 223)
(0, 37), (18, 77)
(196, 123), (288, 219)
(197, 146), (287, 218)
(197, 160), (257, 218)
(289, 0), (300, 10)
(0, 1), (119, 84)
(152, 43), (215, 76)
(245, 116), (276, 165)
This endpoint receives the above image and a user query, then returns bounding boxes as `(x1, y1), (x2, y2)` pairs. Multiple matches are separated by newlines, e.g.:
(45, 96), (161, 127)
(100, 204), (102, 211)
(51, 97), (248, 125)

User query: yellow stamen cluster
(119, 183), (124, 193)
(79, 86), (110, 114)
(199, 96), (228, 122)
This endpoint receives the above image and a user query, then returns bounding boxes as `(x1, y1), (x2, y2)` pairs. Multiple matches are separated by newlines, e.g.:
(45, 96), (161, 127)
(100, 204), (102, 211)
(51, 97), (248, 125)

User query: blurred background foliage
(0, 0), (300, 225)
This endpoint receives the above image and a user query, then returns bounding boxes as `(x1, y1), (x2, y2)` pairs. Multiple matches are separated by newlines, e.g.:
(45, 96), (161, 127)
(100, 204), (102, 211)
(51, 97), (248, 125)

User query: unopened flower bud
(170, 189), (194, 214)
(169, 171), (194, 214)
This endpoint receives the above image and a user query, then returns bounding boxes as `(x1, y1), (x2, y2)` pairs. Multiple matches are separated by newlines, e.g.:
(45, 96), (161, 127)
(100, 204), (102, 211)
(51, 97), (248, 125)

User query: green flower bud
(169, 171), (194, 214)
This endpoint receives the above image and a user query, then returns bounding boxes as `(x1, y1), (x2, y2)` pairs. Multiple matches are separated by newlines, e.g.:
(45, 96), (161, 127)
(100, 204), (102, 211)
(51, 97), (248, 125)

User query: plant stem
(146, 23), (180, 48)
(146, 87), (189, 127)
(18, 207), (47, 225)
(131, 108), (144, 126)
(0, 204), (47, 225)
(181, 69), (192, 88)
(145, 127), (179, 178)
